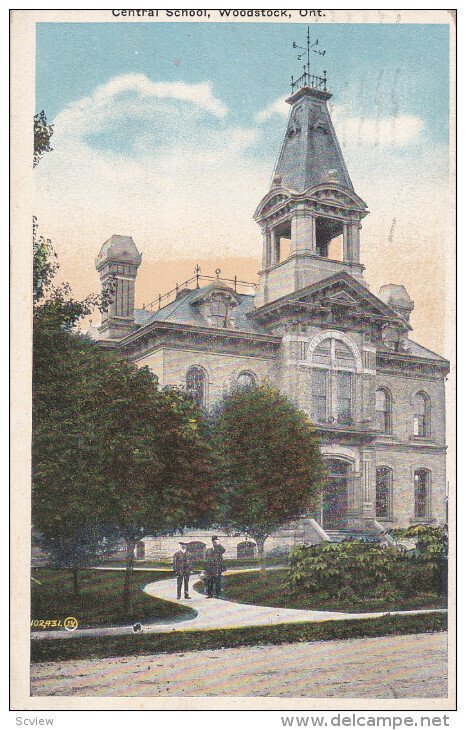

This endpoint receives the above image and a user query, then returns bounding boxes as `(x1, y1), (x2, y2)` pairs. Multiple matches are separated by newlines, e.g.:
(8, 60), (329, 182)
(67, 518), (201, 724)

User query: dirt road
(30, 632), (447, 698)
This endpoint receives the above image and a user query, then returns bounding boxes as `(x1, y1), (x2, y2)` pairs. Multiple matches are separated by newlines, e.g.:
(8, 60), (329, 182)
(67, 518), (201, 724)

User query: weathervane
(291, 26), (327, 92)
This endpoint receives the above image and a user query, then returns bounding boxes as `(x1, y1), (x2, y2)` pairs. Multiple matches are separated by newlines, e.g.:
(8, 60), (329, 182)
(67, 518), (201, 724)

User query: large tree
(213, 382), (325, 564)
(84, 361), (216, 615)
(32, 236), (215, 614)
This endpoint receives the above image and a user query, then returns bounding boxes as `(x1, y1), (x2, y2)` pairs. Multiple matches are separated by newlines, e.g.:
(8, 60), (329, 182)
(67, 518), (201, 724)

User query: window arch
(376, 466), (393, 519)
(237, 371), (256, 390)
(413, 392), (431, 437)
(376, 388), (392, 433)
(414, 469), (431, 519)
(310, 335), (357, 425)
(186, 366), (207, 409)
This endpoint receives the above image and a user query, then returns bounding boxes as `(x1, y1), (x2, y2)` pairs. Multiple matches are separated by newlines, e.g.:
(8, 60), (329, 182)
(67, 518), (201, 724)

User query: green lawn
(219, 569), (447, 613)
(31, 568), (196, 630)
(31, 612), (447, 664)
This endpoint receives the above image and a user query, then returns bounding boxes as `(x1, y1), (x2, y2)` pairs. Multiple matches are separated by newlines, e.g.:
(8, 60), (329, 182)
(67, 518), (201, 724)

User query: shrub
(287, 527), (448, 600)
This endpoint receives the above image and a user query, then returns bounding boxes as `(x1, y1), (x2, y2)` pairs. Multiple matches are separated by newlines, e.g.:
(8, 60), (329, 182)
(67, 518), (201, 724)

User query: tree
(33, 307), (216, 615)
(89, 370), (216, 616)
(36, 525), (120, 597)
(34, 110), (53, 167)
(212, 383), (325, 566)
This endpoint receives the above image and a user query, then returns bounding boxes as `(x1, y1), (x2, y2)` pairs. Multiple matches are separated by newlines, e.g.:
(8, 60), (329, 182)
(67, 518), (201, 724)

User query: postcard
(10, 8), (456, 712)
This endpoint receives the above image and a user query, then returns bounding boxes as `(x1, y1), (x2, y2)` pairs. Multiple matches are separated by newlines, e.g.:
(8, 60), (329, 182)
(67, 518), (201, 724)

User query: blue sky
(37, 22), (449, 153)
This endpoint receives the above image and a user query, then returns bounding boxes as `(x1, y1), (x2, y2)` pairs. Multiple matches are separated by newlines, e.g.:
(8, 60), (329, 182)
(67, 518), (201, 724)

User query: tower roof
(271, 86), (353, 193)
(95, 234), (142, 270)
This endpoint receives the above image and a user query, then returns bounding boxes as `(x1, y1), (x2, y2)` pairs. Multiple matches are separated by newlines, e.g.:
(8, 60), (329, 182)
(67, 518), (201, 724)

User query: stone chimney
(95, 235), (142, 340)
(378, 284), (414, 324)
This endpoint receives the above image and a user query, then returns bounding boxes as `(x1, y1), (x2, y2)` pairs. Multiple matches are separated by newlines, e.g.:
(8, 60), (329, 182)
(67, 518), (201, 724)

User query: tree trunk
(71, 566), (80, 596)
(123, 539), (136, 619)
(255, 536), (266, 573)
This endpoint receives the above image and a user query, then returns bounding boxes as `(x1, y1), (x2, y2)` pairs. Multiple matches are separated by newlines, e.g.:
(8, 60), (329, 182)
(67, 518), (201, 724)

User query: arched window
(376, 467), (393, 519)
(413, 392), (430, 437)
(414, 469), (431, 519)
(237, 371), (256, 390)
(237, 541), (256, 559)
(311, 337), (356, 425)
(186, 367), (207, 409)
(376, 388), (392, 433)
(185, 541), (207, 560)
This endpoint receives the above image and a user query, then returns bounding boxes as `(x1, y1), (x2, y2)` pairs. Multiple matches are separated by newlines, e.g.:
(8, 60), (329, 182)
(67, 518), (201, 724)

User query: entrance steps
(323, 522), (394, 544)
(324, 529), (382, 543)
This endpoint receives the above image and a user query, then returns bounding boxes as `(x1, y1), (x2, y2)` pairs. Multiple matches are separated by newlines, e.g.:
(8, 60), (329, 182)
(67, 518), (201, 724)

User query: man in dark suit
(204, 536), (226, 598)
(173, 542), (192, 599)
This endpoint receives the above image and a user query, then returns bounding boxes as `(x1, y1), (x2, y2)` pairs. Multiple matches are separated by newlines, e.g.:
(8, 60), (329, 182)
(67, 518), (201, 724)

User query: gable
(250, 272), (410, 333)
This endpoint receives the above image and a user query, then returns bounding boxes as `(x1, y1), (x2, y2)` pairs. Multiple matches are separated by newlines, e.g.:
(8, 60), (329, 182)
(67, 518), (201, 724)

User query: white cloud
(54, 73), (228, 141)
(256, 94), (424, 148)
(330, 104), (424, 149)
(255, 95), (289, 123)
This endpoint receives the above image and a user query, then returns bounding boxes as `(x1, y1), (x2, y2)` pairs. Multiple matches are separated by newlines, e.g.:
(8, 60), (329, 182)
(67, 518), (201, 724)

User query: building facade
(93, 69), (449, 559)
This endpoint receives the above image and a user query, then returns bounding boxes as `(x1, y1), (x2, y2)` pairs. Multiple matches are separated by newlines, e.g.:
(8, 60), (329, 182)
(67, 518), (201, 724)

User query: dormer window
(209, 295), (231, 328)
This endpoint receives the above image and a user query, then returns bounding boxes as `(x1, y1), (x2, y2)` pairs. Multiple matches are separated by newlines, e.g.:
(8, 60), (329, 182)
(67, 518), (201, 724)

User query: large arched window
(186, 366), (207, 409)
(414, 469), (431, 519)
(413, 392), (430, 437)
(376, 388), (392, 433)
(237, 371), (256, 390)
(376, 467), (393, 519)
(311, 337), (356, 425)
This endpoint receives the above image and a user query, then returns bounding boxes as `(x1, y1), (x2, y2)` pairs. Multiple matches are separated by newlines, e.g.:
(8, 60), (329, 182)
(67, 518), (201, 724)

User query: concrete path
(30, 632), (448, 698)
(31, 570), (446, 641)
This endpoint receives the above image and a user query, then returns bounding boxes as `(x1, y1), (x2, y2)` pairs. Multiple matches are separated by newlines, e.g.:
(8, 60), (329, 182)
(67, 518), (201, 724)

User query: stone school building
(92, 68), (449, 560)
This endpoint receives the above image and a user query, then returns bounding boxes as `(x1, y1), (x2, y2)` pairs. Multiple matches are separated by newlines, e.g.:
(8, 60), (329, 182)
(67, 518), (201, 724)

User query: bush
(288, 526), (448, 600)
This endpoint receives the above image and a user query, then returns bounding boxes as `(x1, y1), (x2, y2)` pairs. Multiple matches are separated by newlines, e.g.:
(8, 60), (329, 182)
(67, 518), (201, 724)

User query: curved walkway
(31, 570), (446, 641)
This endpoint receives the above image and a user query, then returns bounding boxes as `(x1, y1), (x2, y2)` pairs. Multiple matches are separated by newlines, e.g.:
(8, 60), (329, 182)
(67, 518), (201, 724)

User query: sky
(34, 21), (451, 354)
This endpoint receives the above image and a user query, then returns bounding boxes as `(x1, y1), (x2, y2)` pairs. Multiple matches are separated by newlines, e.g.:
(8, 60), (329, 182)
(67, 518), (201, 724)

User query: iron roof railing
(142, 268), (257, 312)
(291, 69), (327, 94)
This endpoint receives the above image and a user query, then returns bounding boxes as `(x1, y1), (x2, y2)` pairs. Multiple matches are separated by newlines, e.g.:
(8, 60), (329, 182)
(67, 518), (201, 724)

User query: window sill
(375, 516), (394, 522)
(409, 517), (436, 525)
(409, 435), (432, 442)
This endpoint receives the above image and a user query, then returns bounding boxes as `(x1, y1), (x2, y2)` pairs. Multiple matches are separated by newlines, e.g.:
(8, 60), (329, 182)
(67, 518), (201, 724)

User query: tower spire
(291, 26), (327, 94)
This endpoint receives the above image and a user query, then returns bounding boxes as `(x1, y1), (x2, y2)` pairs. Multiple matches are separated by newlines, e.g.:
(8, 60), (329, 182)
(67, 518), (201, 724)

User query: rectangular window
(312, 370), (327, 422)
(336, 371), (352, 424)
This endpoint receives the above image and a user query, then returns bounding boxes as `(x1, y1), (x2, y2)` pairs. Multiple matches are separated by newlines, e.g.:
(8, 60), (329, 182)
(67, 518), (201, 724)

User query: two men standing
(204, 536), (226, 599)
(172, 536), (226, 600)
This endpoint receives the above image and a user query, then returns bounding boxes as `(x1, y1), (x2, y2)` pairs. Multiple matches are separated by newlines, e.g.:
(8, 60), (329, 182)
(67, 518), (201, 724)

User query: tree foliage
(34, 110), (53, 167)
(212, 382), (325, 559)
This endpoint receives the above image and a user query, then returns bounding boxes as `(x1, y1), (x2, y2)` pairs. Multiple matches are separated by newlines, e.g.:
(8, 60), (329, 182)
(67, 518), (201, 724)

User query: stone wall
(134, 345), (278, 408)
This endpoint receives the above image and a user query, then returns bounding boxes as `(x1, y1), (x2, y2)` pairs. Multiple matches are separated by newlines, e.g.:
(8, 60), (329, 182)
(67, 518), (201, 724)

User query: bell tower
(255, 31), (369, 308)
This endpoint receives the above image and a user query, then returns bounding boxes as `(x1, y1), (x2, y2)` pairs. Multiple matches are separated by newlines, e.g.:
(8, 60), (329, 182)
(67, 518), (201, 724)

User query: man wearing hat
(173, 542), (192, 599)
(204, 536), (226, 598)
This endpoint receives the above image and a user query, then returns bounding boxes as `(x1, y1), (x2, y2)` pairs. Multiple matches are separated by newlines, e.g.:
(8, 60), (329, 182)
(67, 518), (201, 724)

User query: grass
(31, 568), (196, 630)
(219, 569), (447, 613)
(31, 612), (447, 664)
